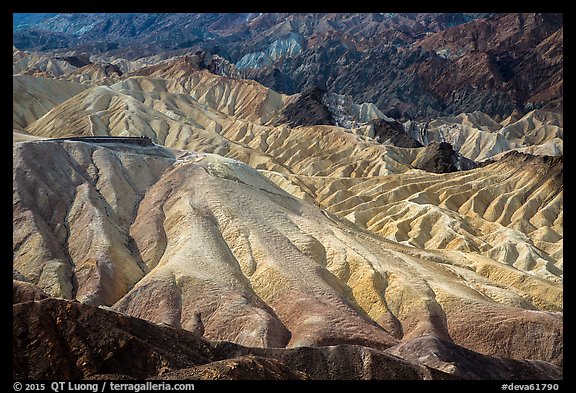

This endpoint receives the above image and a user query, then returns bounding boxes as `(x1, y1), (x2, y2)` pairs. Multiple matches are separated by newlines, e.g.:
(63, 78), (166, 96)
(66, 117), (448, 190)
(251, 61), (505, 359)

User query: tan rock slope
(13, 47), (123, 84)
(16, 70), (562, 284)
(271, 151), (563, 284)
(404, 110), (563, 161)
(14, 139), (562, 371)
(13, 75), (90, 130)
(13, 61), (563, 378)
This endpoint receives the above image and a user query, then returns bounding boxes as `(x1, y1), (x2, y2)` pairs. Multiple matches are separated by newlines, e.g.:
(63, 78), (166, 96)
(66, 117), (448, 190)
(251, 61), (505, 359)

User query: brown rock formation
(414, 13), (563, 116)
(14, 296), (560, 380)
(411, 141), (477, 173)
(12, 297), (448, 380)
(274, 86), (334, 127)
(12, 23), (563, 379)
(13, 140), (562, 380)
(153, 356), (310, 380)
(371, 118), (423, 148)
(13, 280), (49, 303)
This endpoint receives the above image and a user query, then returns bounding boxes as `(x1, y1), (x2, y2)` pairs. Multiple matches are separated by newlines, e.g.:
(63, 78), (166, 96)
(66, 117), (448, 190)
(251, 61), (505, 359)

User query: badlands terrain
(13, 13), (562, 381)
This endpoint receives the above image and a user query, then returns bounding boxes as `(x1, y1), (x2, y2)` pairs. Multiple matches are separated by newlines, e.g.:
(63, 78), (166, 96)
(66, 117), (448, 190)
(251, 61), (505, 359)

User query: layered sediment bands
(266, 151), (562, 284)
(13, 47), (123, 85)
(17, 72), (439, 183)
(13, 141), (176, 302)
(12, 12), (563, 381)
(20, 70), (561, 171)
(24, 71), (292, 141)
(404, 110), (563, 161)
(13, 141), (562, 371)
(13, 47), (78, 77)
(16, 70), (562, 289)
(12, 75), (90, 130)
(95, 151), (399, 350)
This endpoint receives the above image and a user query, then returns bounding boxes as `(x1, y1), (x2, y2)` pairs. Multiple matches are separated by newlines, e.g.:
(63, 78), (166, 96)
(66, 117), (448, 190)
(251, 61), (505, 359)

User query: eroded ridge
(13, 141), (562, 375)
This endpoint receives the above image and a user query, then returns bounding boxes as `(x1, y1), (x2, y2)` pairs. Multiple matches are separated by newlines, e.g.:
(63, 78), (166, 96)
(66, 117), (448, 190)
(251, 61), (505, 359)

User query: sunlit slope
(25, 71), (291, 135)
(13, 47), (123, 84)
(22, 72), (472, 179)
(13, 47), (77, 77)
(13, 140), (562, 365)
(264, 152), (563, 283)
(20, 71), (563, 284)
(405, 110), (563, 161)
(12, 75), (90, 130)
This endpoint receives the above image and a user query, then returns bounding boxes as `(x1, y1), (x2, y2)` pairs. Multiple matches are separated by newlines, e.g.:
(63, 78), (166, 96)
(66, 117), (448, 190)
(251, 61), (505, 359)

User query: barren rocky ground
(13, 13), (562, 381)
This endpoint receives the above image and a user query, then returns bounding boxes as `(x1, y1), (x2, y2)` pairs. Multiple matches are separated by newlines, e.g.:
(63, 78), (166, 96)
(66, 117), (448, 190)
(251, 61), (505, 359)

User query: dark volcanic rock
(245, 13), (562, 120)
(412, 142), (478, 173)
(412, 13), (563, 116)
(275, 86), (334, 127)
(493, 150), (563, 173)
(13, 297), (452, 380)
(371, 118), (423, 148)
(13, 298), (215, 380)
(153, 356), (310, 380)
(209, 341), (456, 380)
(103, 63), (123, 77)
(13, 280), (49, 304)
(54, 54), (92, 68)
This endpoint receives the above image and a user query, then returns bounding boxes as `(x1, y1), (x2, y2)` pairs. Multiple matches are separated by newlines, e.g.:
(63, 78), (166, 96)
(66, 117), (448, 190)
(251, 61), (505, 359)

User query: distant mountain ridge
(14, 13), (562, 120)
